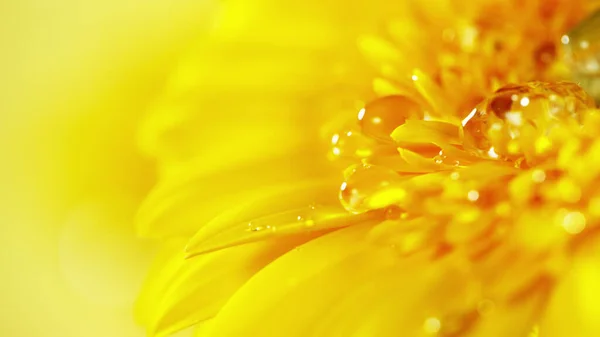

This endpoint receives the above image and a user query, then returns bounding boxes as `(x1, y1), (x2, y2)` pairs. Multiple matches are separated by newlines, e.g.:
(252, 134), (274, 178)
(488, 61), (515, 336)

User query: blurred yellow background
(0, 1), (379, 336)
(0, 1), (217, 336)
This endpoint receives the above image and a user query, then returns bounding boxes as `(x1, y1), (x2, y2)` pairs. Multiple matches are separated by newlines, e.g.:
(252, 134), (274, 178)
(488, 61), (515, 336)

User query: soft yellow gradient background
(0, 1), (381, 336)
(0, 1), (217, 336)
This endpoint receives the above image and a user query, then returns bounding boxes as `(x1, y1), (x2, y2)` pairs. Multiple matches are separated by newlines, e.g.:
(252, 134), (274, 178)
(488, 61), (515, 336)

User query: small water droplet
(329, 128), (395, 159)
(384, 205), (404, 220)
(531, 169), (546, 183)
(467, 190), (480, 202)
(339, 164), (402, 214)
(561, 211), (586, 234)
(423, 317), (441, 334)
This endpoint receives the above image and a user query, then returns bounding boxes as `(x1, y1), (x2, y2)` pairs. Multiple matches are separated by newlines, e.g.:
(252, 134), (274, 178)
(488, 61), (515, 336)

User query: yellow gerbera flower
(136, 1), (600, 336)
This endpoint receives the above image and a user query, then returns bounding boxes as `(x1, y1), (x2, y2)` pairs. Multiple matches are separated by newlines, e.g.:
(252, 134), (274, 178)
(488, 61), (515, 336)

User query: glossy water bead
(358, 95), (424, 141)
(461, 82), (595, 162)
(339, 163), (403, 214)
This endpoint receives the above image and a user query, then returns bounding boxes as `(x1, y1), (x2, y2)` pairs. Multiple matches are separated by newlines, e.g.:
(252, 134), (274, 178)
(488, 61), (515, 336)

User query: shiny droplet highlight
(339, 164), (402, 214)
(462, 82), (595, 162)
(358, 95), (424, 141)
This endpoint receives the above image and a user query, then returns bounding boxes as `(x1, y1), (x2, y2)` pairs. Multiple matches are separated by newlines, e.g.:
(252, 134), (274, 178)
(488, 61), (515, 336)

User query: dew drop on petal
(358, 95), (424, 141)
(531, 169), (546, 183)
(561, 211), (586, 234)
(467, 190), (480, 202)
(423, 317), (441, 334)
(330, 128), (376, 158)
(384, 205), (404, 220)
(462, 82), (595, 161)
(339, 164), (402, 214)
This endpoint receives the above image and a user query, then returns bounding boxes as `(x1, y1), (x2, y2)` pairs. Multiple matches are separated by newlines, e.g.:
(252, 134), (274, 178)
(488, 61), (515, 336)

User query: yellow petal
(136, 154), (333, 238)
(391, 120), (461, 147)
(184, 178), (384, 256)
(309, 255), (480, 337)
(411, 69), (453, 116)
(364, 154), (438, 173)
(540, 238), (600, 336)
(398, 148), (448, 171)
(357, 35), (401, 66)
(204, 224), (385, 336)
(135, 238), (188, 327)
(139, 236), (319, 337)
(185, 205), (378, 257)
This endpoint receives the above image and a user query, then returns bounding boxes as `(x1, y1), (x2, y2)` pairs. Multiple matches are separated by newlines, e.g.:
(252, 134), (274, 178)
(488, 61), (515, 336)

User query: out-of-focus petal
(540, 236), (600, 336)
(136, 153), (335, 238)
(137, 235), (324, 337)
(185, 178), (383, 256)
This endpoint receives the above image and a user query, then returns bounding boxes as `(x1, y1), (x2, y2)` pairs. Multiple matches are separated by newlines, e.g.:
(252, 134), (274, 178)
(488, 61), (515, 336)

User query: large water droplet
(339, 164), (402, 214)
(462, 82), (595, 161)
(358, 95), (424, 141)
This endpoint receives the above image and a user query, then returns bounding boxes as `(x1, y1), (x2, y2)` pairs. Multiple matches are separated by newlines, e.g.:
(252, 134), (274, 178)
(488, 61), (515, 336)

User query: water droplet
(330, 128), (375, 158)
(423, 317), (441, 334)
(467, 190), (480, 202)
(561, 211), (586, 234)
(339, 164), (402, 214)
(358, 95), (424, 141)
(432, 150), (453, 165)
(462, 82), (594, 161)
(384, 205), (404, 220)
(330, 127), (397, 159)
(531, 169), (546, 183)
